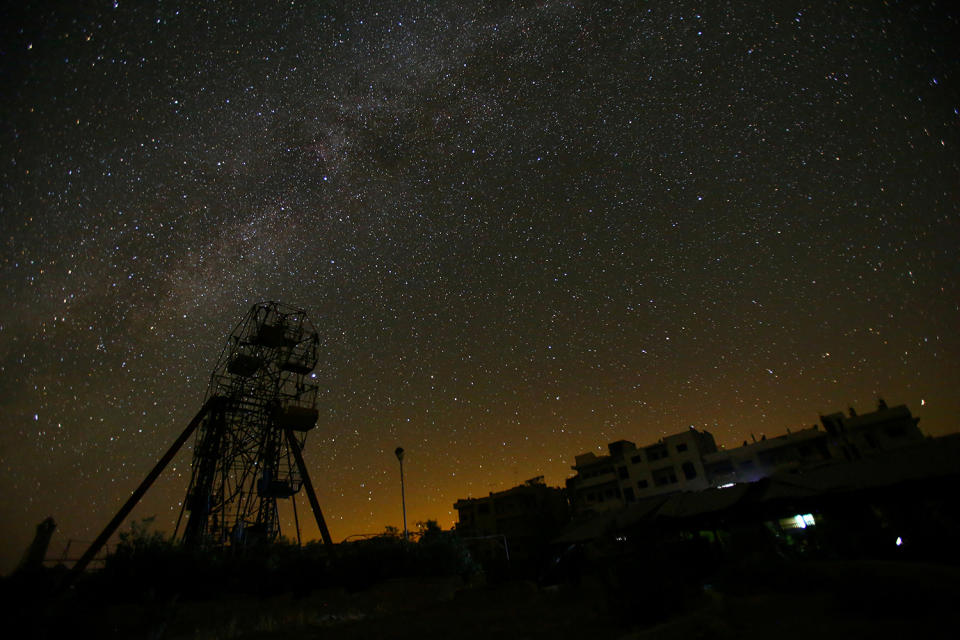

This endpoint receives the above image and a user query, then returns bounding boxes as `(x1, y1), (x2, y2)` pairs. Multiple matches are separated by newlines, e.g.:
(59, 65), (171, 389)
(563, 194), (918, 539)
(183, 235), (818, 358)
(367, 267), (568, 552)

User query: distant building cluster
(565, 399), (924, 518)
(453, 399), (935, 552)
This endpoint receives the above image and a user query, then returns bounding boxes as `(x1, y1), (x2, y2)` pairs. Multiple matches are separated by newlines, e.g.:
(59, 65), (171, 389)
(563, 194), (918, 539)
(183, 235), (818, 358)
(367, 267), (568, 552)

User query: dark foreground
(6, 559), (960, 639)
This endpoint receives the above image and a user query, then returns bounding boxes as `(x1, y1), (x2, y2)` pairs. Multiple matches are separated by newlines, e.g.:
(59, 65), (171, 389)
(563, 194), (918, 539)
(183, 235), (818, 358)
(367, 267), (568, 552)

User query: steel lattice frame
(178, 301), (322, 547)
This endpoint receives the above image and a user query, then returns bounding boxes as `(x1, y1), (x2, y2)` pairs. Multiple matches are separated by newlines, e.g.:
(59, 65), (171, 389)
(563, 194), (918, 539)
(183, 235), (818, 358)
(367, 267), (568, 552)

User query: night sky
(2, 1), (958, 573)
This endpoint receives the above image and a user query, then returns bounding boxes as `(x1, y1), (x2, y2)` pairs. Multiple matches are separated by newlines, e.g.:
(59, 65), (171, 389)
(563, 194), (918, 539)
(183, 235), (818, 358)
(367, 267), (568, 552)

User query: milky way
(2, 1), (958, 572)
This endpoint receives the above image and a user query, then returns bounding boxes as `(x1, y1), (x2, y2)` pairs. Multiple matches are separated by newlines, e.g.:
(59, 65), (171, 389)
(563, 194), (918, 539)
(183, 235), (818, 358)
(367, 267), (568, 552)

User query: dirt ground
(110, 560), (960, 639)
(11, 560), (960, 639)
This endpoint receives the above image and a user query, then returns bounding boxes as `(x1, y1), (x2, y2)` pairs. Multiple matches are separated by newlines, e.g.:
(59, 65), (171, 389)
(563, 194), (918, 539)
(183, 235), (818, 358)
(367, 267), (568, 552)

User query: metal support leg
(284, 428), (334, 551)
(65, 396), (223, 585)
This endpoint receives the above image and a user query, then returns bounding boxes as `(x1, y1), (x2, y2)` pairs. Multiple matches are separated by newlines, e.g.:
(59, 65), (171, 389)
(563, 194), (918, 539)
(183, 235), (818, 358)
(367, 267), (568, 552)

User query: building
(557, 432), (960, 566)
(567, 399), (926, 517)
(705, 399), (925, 486)
(564, 442), (628, 517)
(566, 428), (719, 516)
(453, 476), (568, 541)
(703, 425), (832, 486)
(820, 398), (924, 460)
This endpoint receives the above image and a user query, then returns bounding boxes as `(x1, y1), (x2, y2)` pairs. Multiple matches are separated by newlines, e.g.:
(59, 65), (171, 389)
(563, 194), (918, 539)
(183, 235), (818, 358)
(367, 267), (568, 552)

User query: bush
(413, 520), (481, 580)
(89, 518), (478, 601)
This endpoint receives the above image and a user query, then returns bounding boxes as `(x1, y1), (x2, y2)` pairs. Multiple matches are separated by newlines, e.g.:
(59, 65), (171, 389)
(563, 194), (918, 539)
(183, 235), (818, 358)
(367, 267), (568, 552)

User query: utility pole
(394, 447), (408, 541)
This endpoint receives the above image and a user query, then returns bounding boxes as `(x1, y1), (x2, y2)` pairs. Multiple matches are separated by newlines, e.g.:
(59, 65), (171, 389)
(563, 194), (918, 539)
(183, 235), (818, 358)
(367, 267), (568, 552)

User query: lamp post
(394, 446), (408, 541)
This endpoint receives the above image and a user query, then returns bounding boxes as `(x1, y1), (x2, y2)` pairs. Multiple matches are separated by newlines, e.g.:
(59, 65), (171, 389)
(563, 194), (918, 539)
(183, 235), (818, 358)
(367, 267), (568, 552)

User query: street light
(394, 446), (408, 541)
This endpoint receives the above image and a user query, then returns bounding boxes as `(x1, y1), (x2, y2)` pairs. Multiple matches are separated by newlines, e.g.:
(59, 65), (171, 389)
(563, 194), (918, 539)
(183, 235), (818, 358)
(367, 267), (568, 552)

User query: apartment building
(567, 428), (719, 516)
(453, 476), (568, 540)
(567, 400), (925, 516)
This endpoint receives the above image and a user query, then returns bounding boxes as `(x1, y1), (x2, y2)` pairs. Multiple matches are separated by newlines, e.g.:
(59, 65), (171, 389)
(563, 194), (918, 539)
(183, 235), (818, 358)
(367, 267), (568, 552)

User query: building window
(646, 445), (668, 461)
(478, 503), (490, 514)
(676, 443), (688, 452)
(618, 466), (629, 479)
(652, 466), (678, 486)
(637, 479), (649, 489)
(681, 461), (697, 480)
(623, 487), (635, 502)
(631, 454), (643, 464)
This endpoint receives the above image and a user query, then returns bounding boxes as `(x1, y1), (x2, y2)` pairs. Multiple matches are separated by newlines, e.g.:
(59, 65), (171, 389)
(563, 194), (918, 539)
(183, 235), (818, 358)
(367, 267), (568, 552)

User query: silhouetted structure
(567, 429), (719, 516)
(454, 476), (568, 539)
(176, 302), (332, 548)
(17, 517), (56, 573)
(820, 400), (924, 459)
(705, 399), (925, 486)
(557, 431), (960, 565)
(703, 425), (832, 485)
(567, 400), (926, 518)
(395, 447), (408, 541)
(67, 302), (334, 584)
(454, 476), (568, 573)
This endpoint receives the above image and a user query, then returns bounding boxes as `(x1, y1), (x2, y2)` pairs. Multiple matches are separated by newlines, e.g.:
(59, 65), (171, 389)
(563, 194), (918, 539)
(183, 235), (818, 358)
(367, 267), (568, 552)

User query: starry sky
(2, 1), (958, 573)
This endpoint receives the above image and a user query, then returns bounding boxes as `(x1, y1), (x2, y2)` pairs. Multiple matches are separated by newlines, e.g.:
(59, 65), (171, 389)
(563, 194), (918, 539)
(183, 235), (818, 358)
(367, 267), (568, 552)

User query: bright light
(718, 482), (735, 489)
(779, 513), (817, 530)
(896, 536), (903, 547)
